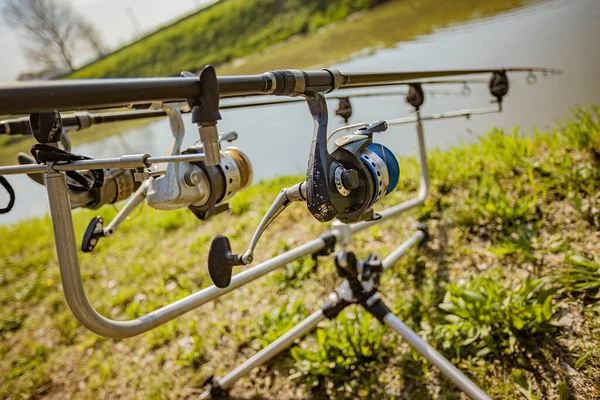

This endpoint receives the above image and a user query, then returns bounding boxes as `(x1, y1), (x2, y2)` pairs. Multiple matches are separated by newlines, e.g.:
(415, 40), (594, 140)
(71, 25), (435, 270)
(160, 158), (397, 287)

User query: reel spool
(180, 146), (253, 220)
(358, 142), (400, 210)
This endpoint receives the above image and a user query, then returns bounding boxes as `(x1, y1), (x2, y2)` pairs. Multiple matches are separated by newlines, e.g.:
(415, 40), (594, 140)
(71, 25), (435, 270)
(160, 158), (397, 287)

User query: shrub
(290, 310), (391, 392)
(435, 272), (556, 361)
(557, 254), (600, 299)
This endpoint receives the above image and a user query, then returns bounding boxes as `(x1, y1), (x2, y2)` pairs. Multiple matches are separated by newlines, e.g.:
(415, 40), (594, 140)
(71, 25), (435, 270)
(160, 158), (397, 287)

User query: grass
(558, 254), (600, 300)
(69, 0), (392, 79)
(69, 0), (530, 79)
(435, 273), (556, 362)
(0, 106), (599, 398)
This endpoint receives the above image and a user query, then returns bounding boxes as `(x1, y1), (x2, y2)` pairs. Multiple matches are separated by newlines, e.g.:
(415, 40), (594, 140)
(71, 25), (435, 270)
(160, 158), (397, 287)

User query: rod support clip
(406, 83), (425, 110)
(183, 65), (222, 166)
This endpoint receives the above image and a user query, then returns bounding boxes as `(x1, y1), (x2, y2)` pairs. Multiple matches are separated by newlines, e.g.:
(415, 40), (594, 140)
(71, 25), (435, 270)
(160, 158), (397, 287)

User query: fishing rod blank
(0, 84), (476, 136)
(0, 109), (166, 136)
(0, 67), (560, 114)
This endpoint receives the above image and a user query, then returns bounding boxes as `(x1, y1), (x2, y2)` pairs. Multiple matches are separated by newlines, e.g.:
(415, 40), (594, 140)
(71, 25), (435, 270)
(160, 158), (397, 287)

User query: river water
(2, 0), (599, 225)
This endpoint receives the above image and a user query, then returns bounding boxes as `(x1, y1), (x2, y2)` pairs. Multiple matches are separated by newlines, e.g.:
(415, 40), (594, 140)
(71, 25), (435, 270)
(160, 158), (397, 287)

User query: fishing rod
(0, 65), (559, 399)
(0, 82), (478, 240)
(0, 65), (559, 169)
(0, 67), (559, 115)
(0, 79), (483, 136)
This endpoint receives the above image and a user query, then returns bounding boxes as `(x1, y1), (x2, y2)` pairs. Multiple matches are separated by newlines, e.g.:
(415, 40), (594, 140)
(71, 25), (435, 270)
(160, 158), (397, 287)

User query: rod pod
(201, 243), (490, 400)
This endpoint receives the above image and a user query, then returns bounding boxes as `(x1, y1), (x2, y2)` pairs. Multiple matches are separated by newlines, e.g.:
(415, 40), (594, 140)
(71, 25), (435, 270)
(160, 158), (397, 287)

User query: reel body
(305, 94), (400, 224)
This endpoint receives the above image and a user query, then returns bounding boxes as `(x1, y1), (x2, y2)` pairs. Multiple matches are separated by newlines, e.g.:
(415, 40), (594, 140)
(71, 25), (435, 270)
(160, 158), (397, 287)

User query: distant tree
(77, 20), (107, 57)
(3, 0), (105, 72)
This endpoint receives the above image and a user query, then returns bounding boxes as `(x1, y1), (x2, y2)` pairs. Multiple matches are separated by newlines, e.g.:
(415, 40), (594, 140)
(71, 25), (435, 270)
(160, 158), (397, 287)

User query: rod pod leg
(200, 309), (328, 399)
(361, 294), (491, 400)
(200, 296), (351, 399)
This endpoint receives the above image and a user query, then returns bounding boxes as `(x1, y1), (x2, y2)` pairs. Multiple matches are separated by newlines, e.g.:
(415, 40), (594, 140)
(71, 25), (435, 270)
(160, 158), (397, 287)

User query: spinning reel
(78, 104), (253, 252)
(206, 70), (513, 288)
(13, 68), (254, 253)
(207, 92), (400, 288)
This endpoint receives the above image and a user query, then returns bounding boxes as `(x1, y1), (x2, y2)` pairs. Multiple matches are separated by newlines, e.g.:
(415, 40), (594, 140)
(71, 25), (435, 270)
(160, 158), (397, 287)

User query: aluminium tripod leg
(200, 296), (351, 399)
(362, 294), (491, 400)
(200, 309), (327, 399)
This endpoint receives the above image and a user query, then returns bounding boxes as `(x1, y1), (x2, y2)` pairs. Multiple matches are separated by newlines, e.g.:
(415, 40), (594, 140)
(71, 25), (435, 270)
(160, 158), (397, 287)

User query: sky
(0, 0), (215, 81)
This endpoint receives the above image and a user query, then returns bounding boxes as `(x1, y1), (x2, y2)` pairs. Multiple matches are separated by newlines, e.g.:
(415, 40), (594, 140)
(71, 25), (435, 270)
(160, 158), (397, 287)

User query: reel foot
(82, 216), (105, 253)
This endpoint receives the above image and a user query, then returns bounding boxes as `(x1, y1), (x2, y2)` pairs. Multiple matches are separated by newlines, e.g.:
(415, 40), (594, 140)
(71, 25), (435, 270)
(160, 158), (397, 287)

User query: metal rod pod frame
(36, 107), (494, 400)
(38, 104), (450, 339)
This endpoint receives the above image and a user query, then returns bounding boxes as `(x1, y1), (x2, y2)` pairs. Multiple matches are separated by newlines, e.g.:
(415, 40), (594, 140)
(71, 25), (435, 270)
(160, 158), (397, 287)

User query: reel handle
(82, 216), (105, 252)
(207, 182), (306, 288)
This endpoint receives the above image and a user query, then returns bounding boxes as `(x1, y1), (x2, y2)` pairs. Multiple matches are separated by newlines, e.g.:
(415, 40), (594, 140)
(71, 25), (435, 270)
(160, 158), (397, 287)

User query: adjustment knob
(342, 169), (359, 190)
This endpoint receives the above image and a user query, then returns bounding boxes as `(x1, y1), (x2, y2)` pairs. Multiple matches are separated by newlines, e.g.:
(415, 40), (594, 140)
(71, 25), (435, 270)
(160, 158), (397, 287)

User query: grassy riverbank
(1, 106), (598, 399)
(69, 0), (392, 78)
(70, 0), (528, 79)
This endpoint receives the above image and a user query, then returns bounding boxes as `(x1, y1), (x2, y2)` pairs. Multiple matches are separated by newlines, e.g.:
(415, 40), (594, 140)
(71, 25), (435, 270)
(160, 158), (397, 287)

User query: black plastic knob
(406, 84), (424, 110)
(490, 71), (509, 102)
(208, 235), (238, 288)
(81, 216), (105, 252)
(342, 169), (360, 190)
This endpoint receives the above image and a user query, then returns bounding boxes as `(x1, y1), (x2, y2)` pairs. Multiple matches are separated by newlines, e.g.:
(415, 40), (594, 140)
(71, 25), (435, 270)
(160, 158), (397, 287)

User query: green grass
(69, 0), (391, 79)
(558, 254), (600, 300)
(290, 309), (392, 397)
(0, 106), (599, 398)
(69, 0), (529, 79)
(435, 272), (556, 362)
